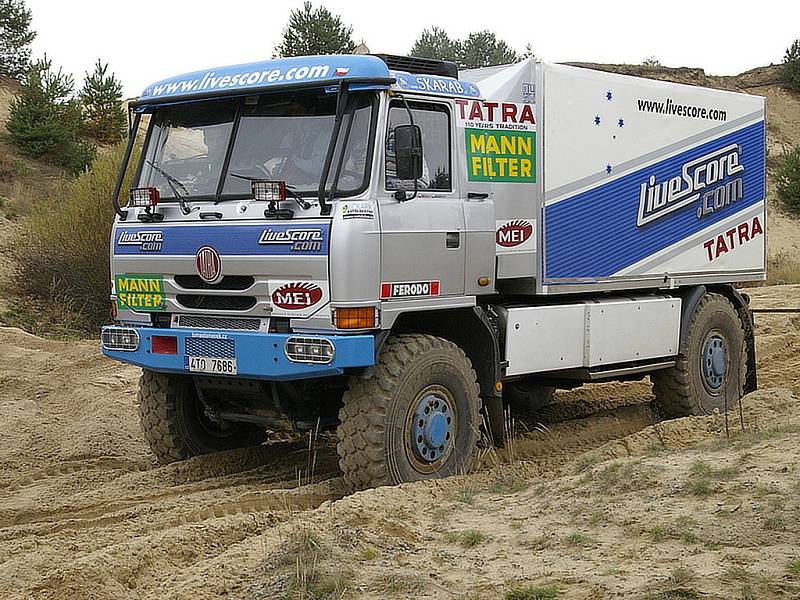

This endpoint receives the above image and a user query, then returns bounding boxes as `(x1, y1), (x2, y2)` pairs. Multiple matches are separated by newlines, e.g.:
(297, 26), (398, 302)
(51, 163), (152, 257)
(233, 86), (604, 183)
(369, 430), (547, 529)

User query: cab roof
(133, 54), (481, 110)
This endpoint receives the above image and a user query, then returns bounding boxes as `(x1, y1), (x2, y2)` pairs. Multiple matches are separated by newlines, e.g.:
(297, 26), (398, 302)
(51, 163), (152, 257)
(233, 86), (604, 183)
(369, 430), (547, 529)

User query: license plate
(186, 356), (238, 375)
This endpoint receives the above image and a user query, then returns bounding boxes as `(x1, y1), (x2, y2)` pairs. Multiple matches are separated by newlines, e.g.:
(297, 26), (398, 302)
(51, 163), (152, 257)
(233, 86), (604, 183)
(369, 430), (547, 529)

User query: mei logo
(496, 220), (533, 247)
(271, 282), (323, 310)
(117, 230), (163, 252)
(380, 280), (440, 299)
(258, 228), (325, 252)
(637, 144), (744, 227)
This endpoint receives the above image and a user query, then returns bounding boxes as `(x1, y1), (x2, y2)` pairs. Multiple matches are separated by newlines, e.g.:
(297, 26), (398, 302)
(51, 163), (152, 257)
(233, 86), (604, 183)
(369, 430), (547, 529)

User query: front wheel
(652, 292), (746, 418)
(138, 370), (266, 464)
(336, 334), (481, 491)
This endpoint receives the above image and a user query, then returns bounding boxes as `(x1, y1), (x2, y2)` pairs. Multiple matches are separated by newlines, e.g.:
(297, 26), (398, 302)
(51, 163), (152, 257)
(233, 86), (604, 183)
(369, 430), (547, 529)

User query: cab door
(377, 99), (465, 300)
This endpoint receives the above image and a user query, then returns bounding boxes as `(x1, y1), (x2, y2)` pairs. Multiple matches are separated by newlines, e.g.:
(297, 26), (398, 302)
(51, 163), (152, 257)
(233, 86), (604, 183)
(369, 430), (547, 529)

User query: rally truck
(101, 54), (764, 490)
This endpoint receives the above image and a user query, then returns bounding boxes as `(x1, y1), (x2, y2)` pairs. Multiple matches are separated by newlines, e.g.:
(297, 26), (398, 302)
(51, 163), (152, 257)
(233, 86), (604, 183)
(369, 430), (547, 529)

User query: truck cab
(102, 54), (762, 490)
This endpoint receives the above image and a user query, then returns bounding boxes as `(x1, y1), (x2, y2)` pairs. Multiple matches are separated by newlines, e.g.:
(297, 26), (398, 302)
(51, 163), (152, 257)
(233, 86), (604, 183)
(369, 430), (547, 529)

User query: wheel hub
(702, 335), (727, 391)
(411, 391), (454, 465)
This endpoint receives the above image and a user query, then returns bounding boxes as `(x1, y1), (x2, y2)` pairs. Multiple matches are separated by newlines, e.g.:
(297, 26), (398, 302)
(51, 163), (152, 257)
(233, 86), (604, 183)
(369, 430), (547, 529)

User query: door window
(385, 102), (451, 192)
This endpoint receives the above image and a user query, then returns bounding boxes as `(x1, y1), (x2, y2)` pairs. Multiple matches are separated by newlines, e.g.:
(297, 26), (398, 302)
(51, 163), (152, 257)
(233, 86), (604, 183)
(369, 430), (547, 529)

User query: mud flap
(482, 395), (506, 448)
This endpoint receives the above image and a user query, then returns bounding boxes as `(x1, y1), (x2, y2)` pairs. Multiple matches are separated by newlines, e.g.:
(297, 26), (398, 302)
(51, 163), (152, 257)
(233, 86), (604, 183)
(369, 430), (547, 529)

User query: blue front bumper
(101, 326), (375, 380)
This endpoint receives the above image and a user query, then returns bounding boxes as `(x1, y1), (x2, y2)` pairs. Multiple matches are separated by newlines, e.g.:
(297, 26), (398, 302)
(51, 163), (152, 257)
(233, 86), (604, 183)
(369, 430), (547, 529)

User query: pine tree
(410, 27), (460, 63)
(782, 39), (800, 93)
(459, 31), (519, 69)
(275, 2), (355, 57)
(410, 28), (521, 69)
(80, 60), (126, 144)
(6, 56), (96, 174)
(0, 0), (36, 80)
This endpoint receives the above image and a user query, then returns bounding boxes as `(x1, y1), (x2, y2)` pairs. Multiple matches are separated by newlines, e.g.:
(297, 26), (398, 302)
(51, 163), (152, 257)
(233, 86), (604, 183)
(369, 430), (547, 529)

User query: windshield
(136, 91), (375, 200)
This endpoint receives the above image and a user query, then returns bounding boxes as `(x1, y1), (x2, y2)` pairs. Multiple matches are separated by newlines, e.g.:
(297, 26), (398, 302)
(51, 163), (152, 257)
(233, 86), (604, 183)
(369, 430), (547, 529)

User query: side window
(385, 102), (451, 191)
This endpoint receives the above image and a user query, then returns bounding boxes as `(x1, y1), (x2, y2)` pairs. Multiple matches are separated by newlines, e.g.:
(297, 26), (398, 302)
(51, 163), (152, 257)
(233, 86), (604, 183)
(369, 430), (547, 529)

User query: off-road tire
(504, 379), (555, 415)
(336, 334), (481, 491)
(652, 293), (746, 418)
(138, 369), (266, 464)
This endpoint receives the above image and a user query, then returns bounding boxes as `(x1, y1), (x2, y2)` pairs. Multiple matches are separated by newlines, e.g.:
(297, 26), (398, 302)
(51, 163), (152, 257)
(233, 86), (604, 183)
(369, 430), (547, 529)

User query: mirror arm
(112, 111), (142, 220)
(398, 95), (419, 201)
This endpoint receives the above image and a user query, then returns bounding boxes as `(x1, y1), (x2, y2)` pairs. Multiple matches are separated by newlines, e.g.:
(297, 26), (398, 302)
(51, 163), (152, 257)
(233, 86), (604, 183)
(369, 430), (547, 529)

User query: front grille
(176, 295), (257, 311)
(174, 275), (255, 291)
(176, 315), (261, 331)
(185, 337), (236, 358)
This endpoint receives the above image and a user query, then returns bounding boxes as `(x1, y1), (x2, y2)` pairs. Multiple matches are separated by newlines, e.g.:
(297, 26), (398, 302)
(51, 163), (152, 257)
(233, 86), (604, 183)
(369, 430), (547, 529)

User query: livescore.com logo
(637, 144), (745, 227)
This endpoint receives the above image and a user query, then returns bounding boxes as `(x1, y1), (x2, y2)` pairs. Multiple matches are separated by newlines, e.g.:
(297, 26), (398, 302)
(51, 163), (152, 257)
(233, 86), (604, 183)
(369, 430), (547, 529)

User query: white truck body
(461, 61), (766, 292)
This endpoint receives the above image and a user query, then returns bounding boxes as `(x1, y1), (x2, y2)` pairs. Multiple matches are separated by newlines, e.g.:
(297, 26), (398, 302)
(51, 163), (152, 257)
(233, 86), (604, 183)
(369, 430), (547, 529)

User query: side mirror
(393, 124), (422, 181)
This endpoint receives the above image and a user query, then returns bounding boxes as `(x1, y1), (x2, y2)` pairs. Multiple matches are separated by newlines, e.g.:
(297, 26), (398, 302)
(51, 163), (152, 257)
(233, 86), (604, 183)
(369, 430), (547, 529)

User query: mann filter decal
(456, 100), (536, 183)
(115, 274), (166, 312)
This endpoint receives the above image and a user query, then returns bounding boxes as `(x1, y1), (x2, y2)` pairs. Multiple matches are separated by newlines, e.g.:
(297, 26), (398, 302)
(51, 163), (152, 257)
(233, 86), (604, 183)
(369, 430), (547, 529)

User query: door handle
(446, 232), (460, 248)
(467, 192), (489, 200)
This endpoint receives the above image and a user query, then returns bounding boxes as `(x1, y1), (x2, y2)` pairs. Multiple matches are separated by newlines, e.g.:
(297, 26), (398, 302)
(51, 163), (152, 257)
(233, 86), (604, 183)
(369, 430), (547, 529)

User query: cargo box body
(461, 62), (766, 294)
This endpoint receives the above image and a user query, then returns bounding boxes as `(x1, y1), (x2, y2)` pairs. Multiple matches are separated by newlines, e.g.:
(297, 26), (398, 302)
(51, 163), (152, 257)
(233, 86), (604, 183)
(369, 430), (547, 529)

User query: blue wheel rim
(406, 386), (455, 473)
(702, 334), (727, 392)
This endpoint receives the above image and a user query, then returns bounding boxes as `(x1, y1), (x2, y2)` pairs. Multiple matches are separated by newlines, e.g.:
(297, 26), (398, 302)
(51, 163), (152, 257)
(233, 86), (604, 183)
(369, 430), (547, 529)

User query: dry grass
(767, 251), (800, 285)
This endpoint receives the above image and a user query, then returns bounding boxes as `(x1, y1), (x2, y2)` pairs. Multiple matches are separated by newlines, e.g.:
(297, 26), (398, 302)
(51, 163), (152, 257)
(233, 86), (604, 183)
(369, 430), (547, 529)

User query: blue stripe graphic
(113, 223), (330, 256)
(544, 120), (765, 280)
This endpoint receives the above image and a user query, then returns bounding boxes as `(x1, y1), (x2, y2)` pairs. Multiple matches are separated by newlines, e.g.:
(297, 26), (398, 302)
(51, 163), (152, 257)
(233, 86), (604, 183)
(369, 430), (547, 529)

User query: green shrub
(6, 56), (96, 174)
(776, 145), (800, 214)
(11, 142), (136, 334)
(782, 39), (800, 92)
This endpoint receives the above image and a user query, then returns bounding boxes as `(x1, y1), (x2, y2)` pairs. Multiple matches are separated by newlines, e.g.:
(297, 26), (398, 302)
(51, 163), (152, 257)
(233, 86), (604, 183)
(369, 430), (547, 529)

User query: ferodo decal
(116, 229), (163, 252)
(268, 280), (328, 317)
(115, 274), (166, 312)
(380, 281), (440, 299)
(703, 215), (763, 262)
(456, 100), (536, 183)
(496, 219), (535, 253)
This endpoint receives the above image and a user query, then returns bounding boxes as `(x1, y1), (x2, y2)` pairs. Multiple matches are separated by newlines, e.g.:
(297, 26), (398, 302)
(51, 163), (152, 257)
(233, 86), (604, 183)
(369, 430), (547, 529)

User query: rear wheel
(138, 369), (266, 464)
(652, 293), (746, 418)
(336, 334), (481, 491)
(504, 379), (554, 416)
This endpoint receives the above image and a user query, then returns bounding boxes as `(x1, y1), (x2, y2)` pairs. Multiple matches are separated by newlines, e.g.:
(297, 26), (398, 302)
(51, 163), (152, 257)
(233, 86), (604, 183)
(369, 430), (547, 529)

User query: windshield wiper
(146, 160), (191, 215)
(229, 173), (312, 210)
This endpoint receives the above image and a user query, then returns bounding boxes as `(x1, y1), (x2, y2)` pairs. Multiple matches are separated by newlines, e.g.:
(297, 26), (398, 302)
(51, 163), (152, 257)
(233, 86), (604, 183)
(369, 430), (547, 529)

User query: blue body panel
(101, 326), (375, 381)
(544, 120), (766, 280)
(113, 223), (330, 257)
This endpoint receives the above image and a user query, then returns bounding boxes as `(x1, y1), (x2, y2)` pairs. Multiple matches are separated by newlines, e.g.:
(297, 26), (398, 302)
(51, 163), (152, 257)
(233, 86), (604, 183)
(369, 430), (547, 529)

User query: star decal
(606, 90), (613, 101)
(618, 118), (624, 128)
(594, 115), (601, 125)
(606, 164), (613, 174)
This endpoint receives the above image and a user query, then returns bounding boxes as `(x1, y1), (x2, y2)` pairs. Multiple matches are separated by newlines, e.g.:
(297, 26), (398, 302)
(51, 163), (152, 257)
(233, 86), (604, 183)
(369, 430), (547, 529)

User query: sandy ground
(0, 285), (799, 599)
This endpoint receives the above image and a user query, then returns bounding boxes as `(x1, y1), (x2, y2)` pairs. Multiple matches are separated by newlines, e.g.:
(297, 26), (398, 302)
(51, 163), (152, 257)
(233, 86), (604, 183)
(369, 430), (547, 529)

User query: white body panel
(500, 296), (681, 376)
(462, 60), (767, 293)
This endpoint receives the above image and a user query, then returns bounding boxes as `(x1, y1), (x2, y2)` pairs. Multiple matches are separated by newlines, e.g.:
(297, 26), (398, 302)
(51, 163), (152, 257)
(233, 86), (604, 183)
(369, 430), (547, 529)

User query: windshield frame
(132, 90), (379, 203)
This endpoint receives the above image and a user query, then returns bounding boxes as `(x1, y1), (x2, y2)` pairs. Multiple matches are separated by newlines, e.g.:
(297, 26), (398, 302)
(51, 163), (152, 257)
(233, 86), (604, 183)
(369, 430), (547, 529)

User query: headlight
(284, 337), (334, 364)
(101, 327), (140, 352)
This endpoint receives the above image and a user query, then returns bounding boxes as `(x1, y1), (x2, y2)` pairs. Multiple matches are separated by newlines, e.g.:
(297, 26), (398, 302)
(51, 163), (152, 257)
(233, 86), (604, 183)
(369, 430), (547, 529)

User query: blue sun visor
(133, 55), (395, 110)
